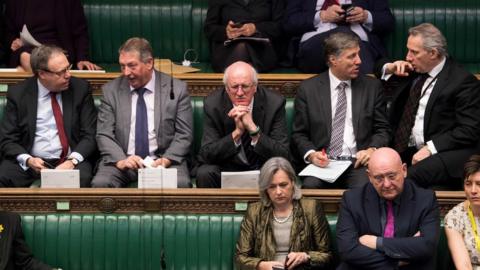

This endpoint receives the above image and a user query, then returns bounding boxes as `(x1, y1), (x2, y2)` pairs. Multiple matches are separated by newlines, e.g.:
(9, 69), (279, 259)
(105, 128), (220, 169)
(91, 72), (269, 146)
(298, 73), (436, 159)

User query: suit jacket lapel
(318, 73), (333, 137)
(118, 78), (132, 151)
(252, 88), (265, 130)
(61, 85), (74, 143)
(154, 70), (165, 139)
(364, 185), (383, 236)
(395, 181), (415, 236)
(222, 90), (235, 134)
(423, 60), (450, 133)
(351, 78), (364, 139)
(26, 78), (39, 144)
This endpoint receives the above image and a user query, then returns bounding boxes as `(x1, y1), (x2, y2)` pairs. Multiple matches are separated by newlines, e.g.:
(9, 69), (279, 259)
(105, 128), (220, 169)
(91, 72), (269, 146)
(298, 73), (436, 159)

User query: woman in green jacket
(235, 157), (332, 270)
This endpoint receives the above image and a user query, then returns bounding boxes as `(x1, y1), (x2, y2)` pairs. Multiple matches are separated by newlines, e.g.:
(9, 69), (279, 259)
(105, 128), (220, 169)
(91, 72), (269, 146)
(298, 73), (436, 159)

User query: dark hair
(464, 155), (480, 181)
(30, 45), (66, 75)
(323, 32), (359, 66)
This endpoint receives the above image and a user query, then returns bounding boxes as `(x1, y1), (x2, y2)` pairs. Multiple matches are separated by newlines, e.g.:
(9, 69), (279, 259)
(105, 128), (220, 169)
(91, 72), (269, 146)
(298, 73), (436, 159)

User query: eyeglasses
(372, 172), (399, 184)
(227, 84), (254, 93)
(43, 64), (72, 77)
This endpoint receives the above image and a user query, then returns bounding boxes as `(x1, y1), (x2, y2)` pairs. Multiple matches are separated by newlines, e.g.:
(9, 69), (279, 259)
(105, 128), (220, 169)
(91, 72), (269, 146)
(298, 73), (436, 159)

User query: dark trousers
(0, 158), (93, 187)
(297, 26), (377, 74)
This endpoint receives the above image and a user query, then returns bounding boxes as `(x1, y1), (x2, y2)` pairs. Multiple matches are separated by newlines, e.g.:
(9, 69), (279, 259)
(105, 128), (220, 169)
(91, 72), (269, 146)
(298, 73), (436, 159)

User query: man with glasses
(292, 31), (390, 189)
(336, 147), (439, 270)
(0, 44), (97, 187)
(196, 61), (289, 188)
(92, 37), (193, 188)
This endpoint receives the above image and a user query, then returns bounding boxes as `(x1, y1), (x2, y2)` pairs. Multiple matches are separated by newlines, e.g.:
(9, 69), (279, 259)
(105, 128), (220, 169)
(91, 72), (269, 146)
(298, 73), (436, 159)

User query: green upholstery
(81, 0), (480, 73)
(20, 213), (453, 270)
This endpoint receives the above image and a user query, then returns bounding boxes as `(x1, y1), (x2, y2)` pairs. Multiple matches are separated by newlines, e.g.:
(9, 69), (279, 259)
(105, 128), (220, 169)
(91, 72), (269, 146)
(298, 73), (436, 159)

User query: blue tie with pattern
(135, 88), (149, 158)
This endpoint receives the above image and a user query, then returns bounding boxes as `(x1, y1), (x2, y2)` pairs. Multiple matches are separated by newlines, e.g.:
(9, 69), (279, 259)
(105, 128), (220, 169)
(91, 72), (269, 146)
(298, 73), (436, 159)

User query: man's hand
(153, 157), (172, 168)
(226, 21), (244, 39)
(354, 147), (375, 168)
(256, 261), (284, 270)
(77, 60), (102, 70)
(320, 5), (344, 23)
(238, 23), (256, 37)
(285, 252), (309, 269)
(56, 160), (75, 170)
(10, 38), (23, 51)
(345, 6), (368, 24)
(308, 151), (329, 168)
(115, 155), (144, 170)
(229, 106), (249, 141)
(359, 234), (377, 249)
(26, 157), (48, 173)
(384, 61), (413, 77)
(412, 146), (431, 165)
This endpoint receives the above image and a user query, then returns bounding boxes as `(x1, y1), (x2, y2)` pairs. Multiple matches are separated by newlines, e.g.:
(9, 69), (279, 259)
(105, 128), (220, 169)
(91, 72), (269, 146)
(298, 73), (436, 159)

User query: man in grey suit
(92, 37), (193, 188)
(292, 32), (390, 189)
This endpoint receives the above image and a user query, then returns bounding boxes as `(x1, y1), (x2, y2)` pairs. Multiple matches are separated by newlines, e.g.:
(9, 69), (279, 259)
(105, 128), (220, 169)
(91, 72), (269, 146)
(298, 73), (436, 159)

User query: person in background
(0, 45), (97, 187)
(93, 37), (193, 188)
(283, 0), (394, 74)
(5, 0), (101, 72)
(204, 0), (284, 72)
(235, 157), (332, 270)
(336, 147), (439, 269)
(445, 155), (480, 269)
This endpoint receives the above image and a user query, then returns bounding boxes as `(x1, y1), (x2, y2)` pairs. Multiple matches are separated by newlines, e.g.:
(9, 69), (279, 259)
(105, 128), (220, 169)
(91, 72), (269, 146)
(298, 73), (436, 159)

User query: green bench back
(21, 213), (453, 270)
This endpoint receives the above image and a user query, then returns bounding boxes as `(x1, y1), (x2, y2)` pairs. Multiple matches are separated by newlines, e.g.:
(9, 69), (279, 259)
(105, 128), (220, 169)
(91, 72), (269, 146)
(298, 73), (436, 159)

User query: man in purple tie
(336, 147), (440, 270)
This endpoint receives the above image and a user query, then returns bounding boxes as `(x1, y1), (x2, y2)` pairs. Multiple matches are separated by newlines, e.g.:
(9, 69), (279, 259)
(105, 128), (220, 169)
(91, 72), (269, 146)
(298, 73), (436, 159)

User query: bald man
(336, 147), (440, 270)
(196, 61), (289, 188)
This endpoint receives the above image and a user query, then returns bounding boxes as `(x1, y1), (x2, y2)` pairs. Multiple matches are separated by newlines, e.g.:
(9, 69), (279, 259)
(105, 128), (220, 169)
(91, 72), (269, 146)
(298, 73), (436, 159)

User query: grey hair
(324, 32), (359, 66)
(409, 23), (448, 58)
(118, 37), (154, 63)
(258, 157), (302, 205)
(222, 61), (258, 86)
(30, 45), (66, 76)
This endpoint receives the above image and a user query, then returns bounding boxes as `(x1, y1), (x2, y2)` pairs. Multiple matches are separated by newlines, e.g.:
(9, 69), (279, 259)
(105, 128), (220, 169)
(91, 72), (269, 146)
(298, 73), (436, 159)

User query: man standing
(291, 32), (390, 189)
(92, 37), (193, 188)
(336, 147), (440, 269)
(378, 23), (480, 188)
(196, 61), (289, 188)
(0, 45), (97, 187)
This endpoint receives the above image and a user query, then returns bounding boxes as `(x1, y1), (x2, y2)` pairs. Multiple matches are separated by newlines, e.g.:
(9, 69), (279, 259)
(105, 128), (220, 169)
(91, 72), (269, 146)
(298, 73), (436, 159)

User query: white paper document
(138, 168), (178, 189)
(20, 25), (42, 47)
(299, 160), (352, 183)
(41, 169), (80, 188)
(221, 170), (259, 189)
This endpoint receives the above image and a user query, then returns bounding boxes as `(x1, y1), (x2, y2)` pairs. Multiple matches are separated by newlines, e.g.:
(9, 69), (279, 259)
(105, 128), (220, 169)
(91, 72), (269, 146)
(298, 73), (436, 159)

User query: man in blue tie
(92, 37), (193, 188)
(336, 147), (440, 270)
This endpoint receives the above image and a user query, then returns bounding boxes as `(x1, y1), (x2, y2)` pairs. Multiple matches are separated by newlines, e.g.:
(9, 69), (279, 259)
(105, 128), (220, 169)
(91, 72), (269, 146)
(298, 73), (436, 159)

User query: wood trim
(0, 188), (465, 216)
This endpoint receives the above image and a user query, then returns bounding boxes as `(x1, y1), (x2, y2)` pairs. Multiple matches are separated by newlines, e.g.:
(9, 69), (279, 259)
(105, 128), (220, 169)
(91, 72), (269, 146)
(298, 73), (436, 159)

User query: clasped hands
(226, 21), (256, 39)
(229, 105), (258, 142)
(116, 155), (171, 170)
(320, 5), (368, 24)
(257, 252), (309, 270)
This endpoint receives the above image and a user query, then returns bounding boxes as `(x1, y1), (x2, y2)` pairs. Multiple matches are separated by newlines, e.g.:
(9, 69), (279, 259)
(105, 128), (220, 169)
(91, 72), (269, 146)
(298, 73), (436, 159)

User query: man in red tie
(336, 147), (440, 270)
(0, 45), (97, 187)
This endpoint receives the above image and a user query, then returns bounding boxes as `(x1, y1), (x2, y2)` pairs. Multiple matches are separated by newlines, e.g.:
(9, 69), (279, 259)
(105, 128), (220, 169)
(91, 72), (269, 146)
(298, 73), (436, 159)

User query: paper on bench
(299, 160), (352, 183)
(138, 167), (177, 189)
(221, 170), (259, 189)
(41, 169), (80, 188)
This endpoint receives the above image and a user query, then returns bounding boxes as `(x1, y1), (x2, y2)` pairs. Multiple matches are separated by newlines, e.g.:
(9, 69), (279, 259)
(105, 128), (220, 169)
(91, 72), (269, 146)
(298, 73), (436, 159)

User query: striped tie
(329, 82), (348, 158)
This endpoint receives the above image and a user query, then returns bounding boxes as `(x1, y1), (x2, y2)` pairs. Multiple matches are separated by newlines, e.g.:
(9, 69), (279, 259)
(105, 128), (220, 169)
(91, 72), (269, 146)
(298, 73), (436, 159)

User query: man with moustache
(92, 37), (193, 188)
(196, 61), (289, 188)
(336, 147), (439, 270)
(0, 45), (97, 187)
(377, 23), (480, 188)
(291, 31), (390, 189)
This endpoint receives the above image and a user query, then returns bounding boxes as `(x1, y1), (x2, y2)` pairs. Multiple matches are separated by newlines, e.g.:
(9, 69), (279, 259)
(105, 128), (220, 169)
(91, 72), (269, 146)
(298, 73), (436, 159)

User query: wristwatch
(67, 157), (79, 166)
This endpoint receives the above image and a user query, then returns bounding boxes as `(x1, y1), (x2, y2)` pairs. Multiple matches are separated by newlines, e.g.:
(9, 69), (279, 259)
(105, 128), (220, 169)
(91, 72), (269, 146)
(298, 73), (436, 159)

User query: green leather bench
(81, 0), (480, 73)
(20, 213), (454, 270)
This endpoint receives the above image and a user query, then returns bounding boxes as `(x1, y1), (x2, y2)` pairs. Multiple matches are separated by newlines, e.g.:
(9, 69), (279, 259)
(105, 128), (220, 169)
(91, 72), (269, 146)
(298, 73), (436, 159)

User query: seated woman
(445, 155), (480, 270)
(0, 211), (54, 270)
(235, 157), (332, 270)
(204, 0), (284, 72)
(5, 0), (101, 72)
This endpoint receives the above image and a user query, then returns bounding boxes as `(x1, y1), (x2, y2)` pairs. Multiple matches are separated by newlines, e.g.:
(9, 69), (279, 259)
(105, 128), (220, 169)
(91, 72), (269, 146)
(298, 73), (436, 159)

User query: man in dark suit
(0, 45), (97, 187)
(291, 32), (390, 189)
(377, 23), (480, 188)
(196, 61), (289, 188)
(92, 37), (193, 188)
(283, 0), (394, 74)
(336, 147), (440, 270)
(0, 211), (53, 270)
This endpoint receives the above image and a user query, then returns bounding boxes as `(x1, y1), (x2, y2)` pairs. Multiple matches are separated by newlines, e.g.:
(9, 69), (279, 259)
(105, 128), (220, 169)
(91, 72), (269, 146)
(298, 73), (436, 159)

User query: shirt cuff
(69, 152), (84, 163)
(234, 138), (242, 147)
(17, 154), (32, 171)
(426, 140), (438, 155)
(304, 150), (316, 164)
(376, 237), (385, 252)
(381, 64), (393, 80)
(362, 10), (373, 31)
(313, 11), (321, 27)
